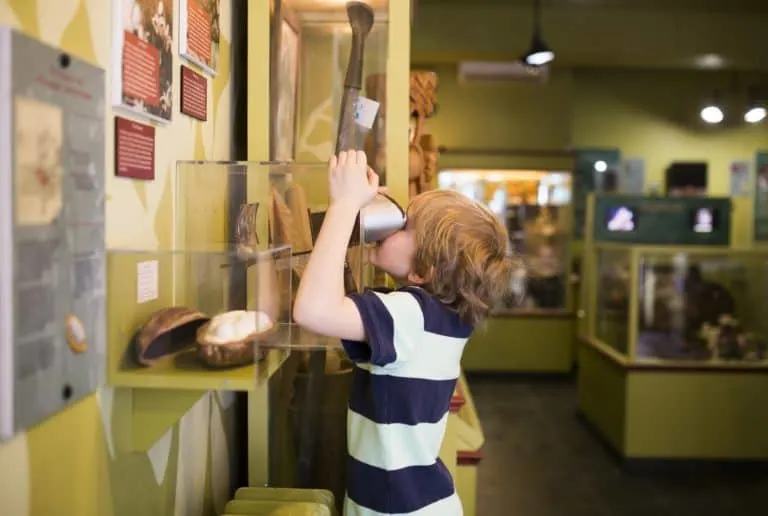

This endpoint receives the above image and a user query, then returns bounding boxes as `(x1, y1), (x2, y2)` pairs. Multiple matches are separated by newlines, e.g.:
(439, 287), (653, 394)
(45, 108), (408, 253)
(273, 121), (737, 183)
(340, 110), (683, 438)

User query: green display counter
(579, 339), (768, 460)
(462, 311), (576, 373)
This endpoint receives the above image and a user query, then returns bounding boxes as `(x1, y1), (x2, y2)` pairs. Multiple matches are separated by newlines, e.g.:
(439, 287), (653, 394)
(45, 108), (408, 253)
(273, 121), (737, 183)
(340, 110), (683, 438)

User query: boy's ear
(407, 271), (426, 285)
(407, 265), (432, 285)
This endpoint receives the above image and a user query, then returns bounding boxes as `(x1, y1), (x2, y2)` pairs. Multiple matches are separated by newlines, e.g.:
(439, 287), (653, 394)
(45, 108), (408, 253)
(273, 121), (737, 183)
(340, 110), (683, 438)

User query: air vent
(457, 60), (549, 84)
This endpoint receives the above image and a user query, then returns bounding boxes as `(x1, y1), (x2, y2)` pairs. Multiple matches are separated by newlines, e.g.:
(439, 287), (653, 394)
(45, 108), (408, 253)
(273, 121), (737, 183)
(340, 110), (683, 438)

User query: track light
(524, 0), (554, 66)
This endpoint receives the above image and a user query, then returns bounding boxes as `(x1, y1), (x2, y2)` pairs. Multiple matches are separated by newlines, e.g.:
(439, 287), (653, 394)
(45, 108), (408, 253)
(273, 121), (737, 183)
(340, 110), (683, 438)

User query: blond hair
(407, 189), (516, 326)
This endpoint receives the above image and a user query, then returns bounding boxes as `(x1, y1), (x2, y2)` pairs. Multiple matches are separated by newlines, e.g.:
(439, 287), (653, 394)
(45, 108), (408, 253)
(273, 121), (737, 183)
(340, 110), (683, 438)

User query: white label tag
(354, 96), (380, 130)
(137, 260), (159, 304)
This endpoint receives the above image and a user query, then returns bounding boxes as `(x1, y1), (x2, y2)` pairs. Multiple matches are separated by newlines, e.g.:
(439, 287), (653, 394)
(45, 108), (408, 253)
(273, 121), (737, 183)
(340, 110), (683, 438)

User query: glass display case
(107, 162), (374, 390)
(438, 169), (574, 311)
(281, 1), (389, 176)
(589, 245), (768, 365)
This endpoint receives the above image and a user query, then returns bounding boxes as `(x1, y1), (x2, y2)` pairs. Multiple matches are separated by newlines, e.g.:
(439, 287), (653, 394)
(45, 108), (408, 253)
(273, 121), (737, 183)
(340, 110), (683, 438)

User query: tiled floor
(467, 375), (767, 516)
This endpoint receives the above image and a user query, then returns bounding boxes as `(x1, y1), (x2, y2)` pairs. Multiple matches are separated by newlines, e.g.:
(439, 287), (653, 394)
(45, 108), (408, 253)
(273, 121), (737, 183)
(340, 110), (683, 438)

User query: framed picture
(111, 0), (174, 123)
(179, 0), (221, 76)
(270, 0), (300, 162)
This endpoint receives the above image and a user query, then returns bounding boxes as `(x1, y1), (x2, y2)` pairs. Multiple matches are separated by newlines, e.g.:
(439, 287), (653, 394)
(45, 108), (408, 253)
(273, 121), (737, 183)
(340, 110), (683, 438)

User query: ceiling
(417, 0), (768, 13)
(411, 1), (768, 71)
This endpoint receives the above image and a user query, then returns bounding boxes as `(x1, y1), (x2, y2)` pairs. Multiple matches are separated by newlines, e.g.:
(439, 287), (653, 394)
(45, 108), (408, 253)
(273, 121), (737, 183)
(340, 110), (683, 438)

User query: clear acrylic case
(107, 246), (292, 390)
(174, 161), (374, 387)
(107, 161), (374, 391)
(589, 245), (768, 365)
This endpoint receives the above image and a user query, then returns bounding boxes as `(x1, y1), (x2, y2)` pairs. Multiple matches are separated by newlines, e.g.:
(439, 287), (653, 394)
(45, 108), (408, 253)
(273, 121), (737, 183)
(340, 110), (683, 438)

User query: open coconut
(136, 307), (210, 366)
(196, 310), (277, 368)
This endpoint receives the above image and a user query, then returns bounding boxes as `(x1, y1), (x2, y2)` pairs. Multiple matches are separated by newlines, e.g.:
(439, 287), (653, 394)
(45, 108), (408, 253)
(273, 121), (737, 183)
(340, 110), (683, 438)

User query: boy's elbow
(292, 300), (309, 327)
(292, 298), (317, 329)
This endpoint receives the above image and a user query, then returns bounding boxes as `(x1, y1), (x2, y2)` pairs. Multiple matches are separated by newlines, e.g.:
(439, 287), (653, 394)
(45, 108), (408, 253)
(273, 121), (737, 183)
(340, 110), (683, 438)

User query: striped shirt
(341, 286), (473, 515)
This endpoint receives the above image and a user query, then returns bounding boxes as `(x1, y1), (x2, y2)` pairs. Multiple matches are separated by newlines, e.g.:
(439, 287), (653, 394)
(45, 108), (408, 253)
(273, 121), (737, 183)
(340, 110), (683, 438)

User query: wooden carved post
(409, 71), (438, 198)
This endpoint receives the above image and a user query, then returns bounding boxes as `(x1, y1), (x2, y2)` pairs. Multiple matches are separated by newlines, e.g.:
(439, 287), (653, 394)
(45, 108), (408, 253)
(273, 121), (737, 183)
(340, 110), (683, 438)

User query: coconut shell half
(136, 307), (210, 366)
(196, 316), (278, 368)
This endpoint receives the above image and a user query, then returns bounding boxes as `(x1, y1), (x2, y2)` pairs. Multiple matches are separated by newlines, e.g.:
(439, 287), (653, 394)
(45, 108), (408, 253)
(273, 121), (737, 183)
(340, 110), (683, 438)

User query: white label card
(137, 260), (159, 304)
(354, 96), (380, 130)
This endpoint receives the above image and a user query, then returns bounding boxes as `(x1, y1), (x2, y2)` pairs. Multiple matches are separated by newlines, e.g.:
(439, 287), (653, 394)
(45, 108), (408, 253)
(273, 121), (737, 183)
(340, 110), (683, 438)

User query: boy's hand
(329, 150), (382, 211)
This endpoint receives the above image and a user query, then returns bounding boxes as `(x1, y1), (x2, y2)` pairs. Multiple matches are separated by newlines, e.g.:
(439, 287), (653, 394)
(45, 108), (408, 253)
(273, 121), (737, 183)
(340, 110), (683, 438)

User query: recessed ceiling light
(700, 105), (724, 124)
(694, 54), (726, 70)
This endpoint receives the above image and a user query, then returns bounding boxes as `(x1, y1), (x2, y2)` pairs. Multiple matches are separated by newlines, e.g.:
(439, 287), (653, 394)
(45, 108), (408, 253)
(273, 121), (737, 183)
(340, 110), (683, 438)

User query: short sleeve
(341, 289), (424, 367)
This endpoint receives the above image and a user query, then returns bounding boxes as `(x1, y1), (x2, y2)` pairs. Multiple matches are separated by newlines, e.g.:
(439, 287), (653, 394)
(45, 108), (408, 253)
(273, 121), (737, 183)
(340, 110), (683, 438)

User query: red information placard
(180, 65), (208, 121)
(114, 117), (155, 180)
(187, 0), (212, 64)
(122, 31), (161, 108)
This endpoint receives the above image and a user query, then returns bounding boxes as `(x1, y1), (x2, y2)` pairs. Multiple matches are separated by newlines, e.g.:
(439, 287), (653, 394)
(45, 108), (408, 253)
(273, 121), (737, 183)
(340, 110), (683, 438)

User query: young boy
(294, 150), (513, 516)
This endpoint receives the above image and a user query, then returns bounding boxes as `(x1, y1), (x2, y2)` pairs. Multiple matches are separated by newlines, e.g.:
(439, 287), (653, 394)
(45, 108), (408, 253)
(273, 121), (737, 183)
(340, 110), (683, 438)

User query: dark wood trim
(457, 449), (484, 466)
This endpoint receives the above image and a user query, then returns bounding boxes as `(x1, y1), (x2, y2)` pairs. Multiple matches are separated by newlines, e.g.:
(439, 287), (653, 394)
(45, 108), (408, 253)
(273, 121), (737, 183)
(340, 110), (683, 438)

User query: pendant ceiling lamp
(744, 87), (766, 124)
(700, 91), (724, 125)
(524, 0), (555, 66)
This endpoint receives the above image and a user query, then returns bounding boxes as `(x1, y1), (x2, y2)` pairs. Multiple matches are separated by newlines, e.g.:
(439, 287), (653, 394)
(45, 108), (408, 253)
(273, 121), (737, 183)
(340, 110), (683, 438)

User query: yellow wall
(571, 68), (768, 246)
(0, 1), (238, 515)
(422, 64), (768, 246)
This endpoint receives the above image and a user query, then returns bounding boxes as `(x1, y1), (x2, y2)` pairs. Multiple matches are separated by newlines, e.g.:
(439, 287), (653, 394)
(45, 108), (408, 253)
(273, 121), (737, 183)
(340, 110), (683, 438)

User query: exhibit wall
(0, 0), (239, 515)
(421, 64), (768, 248)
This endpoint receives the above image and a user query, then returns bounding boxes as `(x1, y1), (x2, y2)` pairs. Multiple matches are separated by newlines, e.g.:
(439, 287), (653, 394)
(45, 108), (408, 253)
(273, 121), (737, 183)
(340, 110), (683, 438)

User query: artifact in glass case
(135, 307), (210, 366)
(235, 202), (260, 261)
(196, 309), (277, 368)
(699, 315), (767, 361)
(335, 1), (375, 153)
(591, 247), (768, 364)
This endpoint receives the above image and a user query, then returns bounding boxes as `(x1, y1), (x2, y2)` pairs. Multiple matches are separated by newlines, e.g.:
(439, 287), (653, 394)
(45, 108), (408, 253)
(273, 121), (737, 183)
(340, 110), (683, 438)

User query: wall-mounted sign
(0, 28), (106, 441)
(114, 116), (156, 180)
(753, 151), (768, 242)
(179, 0), (221, 76)
(111, 0), (174, 123)
(593, 194), (731, 246)
(180, 65), (208, 121)
(730, 160), (752, 198)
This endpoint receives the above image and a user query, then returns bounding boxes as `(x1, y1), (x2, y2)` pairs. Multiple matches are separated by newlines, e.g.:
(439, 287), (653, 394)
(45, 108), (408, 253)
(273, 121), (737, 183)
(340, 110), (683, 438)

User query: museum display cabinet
(438, 169), (578, 372)
(578, 193), (768, 460)
(107, 161), (374, 392)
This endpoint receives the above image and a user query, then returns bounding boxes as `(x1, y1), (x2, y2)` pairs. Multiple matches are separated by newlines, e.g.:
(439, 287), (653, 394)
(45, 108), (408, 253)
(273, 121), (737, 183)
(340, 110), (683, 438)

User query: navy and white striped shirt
(341, 286), (473, 515)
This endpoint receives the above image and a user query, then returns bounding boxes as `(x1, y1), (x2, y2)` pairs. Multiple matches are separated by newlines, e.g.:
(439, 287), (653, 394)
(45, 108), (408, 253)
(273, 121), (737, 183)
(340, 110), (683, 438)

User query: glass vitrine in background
(438, 169), (574, 312)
